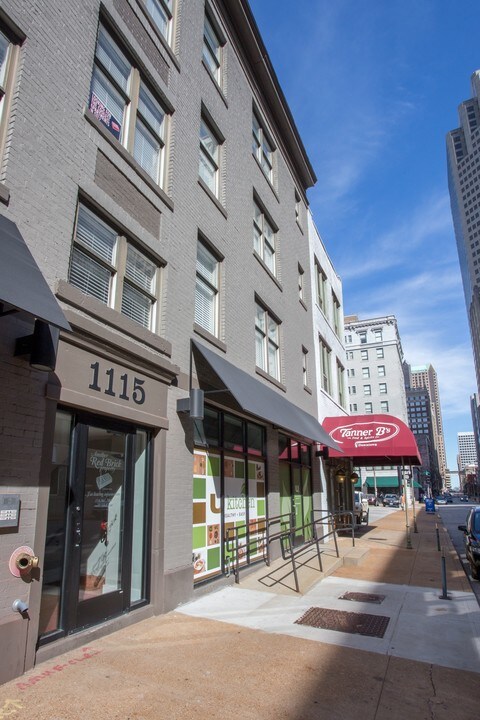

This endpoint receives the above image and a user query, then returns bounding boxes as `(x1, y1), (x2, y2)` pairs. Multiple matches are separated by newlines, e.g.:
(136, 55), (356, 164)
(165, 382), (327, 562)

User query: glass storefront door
(39, 410), (150, 642)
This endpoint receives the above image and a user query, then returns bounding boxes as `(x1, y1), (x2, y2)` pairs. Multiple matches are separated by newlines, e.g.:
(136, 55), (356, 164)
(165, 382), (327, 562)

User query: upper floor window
(379, 382), (387, 394)
(298, 264), (305, 303)
(364, 384), (371, 396)
(319, 336), (332, 395)
(199, 116), (220, 197)
(362, 367), (370, 378)
(345, 334), (352, 343)
(252, 112), (274, 182)
(302, 347), (308, 388)
(376, 347), (384, 358)
(295, 190), (301, 226)
(145, 0), (173, 44)
(69, 203), (160, 331)
(359, 331), (367, 344)
(337, 360), (345, 408)
(255, 302), (280, 381)
(203, 13), (222, 85)
(380, 401), (389, 412)
(253, 201), (276, 275)
(195, 239), (220, 337)
(365, 402), (373, 414)
(316, 262), (327, 312)
(89, 24), (168, 186)
(0, 24), (21, 161)
(361, 349), (368, 361)
(373, 328), (383, 342)
(346, 350), (354, 360)
(332, 292), (341, 336)
(378, 365), (386, 376)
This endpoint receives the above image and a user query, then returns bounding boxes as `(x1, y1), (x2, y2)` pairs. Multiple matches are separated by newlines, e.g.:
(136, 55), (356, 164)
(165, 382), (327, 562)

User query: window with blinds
(253, 201), (276, 275)
(145, 0), (173, 44)
(203, 14), (222, 85)
(88, 24), (169, 186)
(69, 204), (160, 331)
(195, 241), (219, 336)
(199, 118), (220, 196)
(255, 302), (280, 380)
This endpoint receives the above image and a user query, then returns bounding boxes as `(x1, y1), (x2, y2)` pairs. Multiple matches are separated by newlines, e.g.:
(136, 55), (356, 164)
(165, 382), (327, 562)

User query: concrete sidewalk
(1, 508), (479, 720)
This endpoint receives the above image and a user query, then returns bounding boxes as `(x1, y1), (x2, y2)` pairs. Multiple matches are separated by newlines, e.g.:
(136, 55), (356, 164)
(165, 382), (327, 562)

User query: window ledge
(202, 59), (228, 108)
(296, 219), (304, 235)
(56, 279), (172, 358)
(193, 323), (226, 353)
(0, 182), (10, 205)
(253, 251), (283, 291)
(299, 298), (308, 311)
(255, 365), (286, 392)
(252, 154), (279, 203)
(84, 108), (174, 212)
(198, 178), (227, 218)
(304, 385), (312, 395)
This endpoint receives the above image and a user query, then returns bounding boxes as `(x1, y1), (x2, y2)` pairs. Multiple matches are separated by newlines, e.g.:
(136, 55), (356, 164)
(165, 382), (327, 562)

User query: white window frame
(379, 383), (387, 394)
(347, 350), (354, 360)
(144, 0), (173, 45)
(361, 349), (369, 360)
(255, 302), (280, 381)
(337, 360), (345, 408)
(199, 116), (220, 197)
(378, 365), (386, 376)
(364, 385), (371, 396)
(89, 24), (168, 187)
(319, 336), (332, 395)
(359, 331), (367, 344)
(298, 264), (304, 302)
(69, 203), (160, 332)
(376, 347), (384, 358)
(302, 347), (309, 388)
(373, 329), (383, 342)
(252, 111), (274, 182)
(202, 13), (223, 85)
(365, 402), (373, 414)
(195, 239), (220, 337)
(380, 401), (389, 412)
(0, 24), (20, 162)
(253, 200), (276, 275)
(332, 292), (341, 336)
(362, 367), (370, 378)
(315, 261), (327, 312)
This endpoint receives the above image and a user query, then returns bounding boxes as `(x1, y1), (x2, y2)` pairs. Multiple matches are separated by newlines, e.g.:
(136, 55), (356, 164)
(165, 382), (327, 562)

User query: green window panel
(193, 476), (206, 500)
(207, 546), (220, 570)
(193, 525), (206, 549)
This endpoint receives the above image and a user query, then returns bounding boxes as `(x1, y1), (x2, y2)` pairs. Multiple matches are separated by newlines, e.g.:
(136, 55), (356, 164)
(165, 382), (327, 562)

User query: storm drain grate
(294, 607), (390, 638)
(339, 591), (386, 604)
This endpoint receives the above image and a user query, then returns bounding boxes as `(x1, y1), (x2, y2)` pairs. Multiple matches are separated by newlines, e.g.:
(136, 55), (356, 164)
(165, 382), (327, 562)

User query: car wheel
(363, 510), (369, 525)
(471, 564), (479, 581)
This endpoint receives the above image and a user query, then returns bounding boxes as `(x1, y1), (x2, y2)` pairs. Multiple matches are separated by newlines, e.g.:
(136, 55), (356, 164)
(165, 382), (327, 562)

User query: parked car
(458, 507), (480, 580)
(435, 496), (447, 505)
(367, 494), (379, 506)
(460, 496), (469, 502)
(354, 491), (369, 525)
(383, 494), (399, 507)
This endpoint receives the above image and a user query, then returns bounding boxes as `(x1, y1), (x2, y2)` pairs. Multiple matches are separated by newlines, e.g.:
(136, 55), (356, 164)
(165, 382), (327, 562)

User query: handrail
(225, 508), (356, 586)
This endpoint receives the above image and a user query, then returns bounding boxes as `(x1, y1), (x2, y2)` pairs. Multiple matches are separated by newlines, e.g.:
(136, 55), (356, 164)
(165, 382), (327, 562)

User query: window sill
(84, 108), (174, 212)
(296, 219), (304, 235)
(193, 323), (226, 353)
(0, 182), (10, 205)
(304, 384), (312, 395)
(253, 251), (282, 291)
(299, 298), (307, 311)
(252, 154), (279, 203)
(56, 279), (172, 358)
(202, 59), (228, 108)
(198, 178), (227, 218)
(255, 365), (286, 392)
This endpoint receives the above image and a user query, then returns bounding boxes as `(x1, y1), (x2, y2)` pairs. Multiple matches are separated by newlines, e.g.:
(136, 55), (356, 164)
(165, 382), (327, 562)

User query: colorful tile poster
(248, 460), (266, 560)
(192, 450), (221, 581)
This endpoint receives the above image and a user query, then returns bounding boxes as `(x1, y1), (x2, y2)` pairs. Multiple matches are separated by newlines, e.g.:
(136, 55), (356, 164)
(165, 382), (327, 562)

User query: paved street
(0, 507), (479, 720)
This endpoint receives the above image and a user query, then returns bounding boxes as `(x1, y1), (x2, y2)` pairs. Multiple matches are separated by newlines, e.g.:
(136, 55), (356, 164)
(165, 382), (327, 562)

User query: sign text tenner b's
(329, 420), (399, 448)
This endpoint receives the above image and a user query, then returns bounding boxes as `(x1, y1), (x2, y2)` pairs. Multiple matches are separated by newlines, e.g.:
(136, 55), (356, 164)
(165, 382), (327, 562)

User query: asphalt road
(435, 501), (480, 606)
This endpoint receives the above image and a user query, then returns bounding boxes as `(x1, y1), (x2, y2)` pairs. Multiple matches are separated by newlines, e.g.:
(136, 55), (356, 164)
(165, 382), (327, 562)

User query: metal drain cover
(295, 607), (390, 638)
(340, 591), (385, 604)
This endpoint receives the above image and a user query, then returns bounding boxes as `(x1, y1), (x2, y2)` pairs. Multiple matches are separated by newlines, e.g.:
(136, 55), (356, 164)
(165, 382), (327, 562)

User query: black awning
(0, 214), (71, 331)
(192, 340), (340, 450)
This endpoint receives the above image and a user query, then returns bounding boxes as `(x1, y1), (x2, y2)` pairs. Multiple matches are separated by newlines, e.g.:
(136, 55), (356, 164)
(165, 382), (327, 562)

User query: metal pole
(402, 458), (412, 549)
(410, 465), (418, 533)
(439, 550), (449, 600)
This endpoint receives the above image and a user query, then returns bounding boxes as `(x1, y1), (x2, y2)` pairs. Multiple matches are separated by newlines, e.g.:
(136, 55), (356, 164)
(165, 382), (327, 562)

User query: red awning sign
(322, 414), (421, 465)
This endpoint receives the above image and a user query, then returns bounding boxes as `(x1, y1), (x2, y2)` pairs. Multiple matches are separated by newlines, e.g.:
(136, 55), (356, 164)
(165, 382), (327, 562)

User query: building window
(361, 349), (368, 361)
(337, 361), (345, 408)
(145, 0), (173, 43)
(319, 336), (332, 394)
(345, 334), (352, 343)
(199, 116), (221, 197)
(315, 262), (327, 312)
(252, 112), (274, 182)
(350, 403), (358, 412)
(302, 347), (308, 388)
(255, 302), (280, 380)
(378, 365), (386, 376)
(203, 13), (222, 85)
(347, 351), (354, 360)
(69, 204), (160, 331)
(295, 190), (301, 226)
(364, 402), (373, 414)
(349, 385), (356, 394)
(88, 24), (168, 186)
(364, 385), (371, 396)
(362, 367), (370, 378)
(195, 240), (220, 336)
(0, 25), (20, 160)
(376, 347), (384, 358)
(359, 331), (367, 344)
(379, 383), (387, 394)
(253, 201), (276, 275)
(332, 292), (341, 336)
(373, 328), (383, 342)
(298, 265), (304, 303)
(380, 401), (389, 412)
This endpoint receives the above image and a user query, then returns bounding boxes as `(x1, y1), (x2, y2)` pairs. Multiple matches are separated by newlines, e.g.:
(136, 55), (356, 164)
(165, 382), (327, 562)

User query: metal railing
(225, 509), (356, 590)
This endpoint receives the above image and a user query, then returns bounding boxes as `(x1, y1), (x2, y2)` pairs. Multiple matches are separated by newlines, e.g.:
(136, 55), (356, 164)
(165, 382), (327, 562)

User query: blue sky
(249, 0), (479, 478)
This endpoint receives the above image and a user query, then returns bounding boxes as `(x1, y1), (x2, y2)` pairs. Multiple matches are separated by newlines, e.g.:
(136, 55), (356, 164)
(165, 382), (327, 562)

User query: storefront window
(247, 422), (264, 456)
(130, 429), (149, 603)
(224, 413), (244, 452)
(278, 434), (313, 544)
(194, 406), (220, 446)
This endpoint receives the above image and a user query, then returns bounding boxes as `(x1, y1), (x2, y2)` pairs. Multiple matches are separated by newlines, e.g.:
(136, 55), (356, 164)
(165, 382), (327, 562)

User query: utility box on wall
(0, 495), (20, 529)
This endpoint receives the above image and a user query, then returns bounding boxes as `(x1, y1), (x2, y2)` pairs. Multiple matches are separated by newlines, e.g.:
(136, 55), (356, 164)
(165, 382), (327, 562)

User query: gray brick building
(0, 0), (343, 682)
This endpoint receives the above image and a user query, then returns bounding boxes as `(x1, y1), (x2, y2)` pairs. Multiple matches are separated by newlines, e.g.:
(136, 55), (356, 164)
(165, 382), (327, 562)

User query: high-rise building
(447, 71), (480, 395)
(457, 431), (478, 469)
(404, 366), (441, 495)
(409, 364), (447, 483)
(344, 315), (407, 422)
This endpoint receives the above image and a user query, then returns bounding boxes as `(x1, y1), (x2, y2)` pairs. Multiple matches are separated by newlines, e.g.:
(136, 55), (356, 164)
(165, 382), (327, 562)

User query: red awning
(322, 414), (422, 466)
